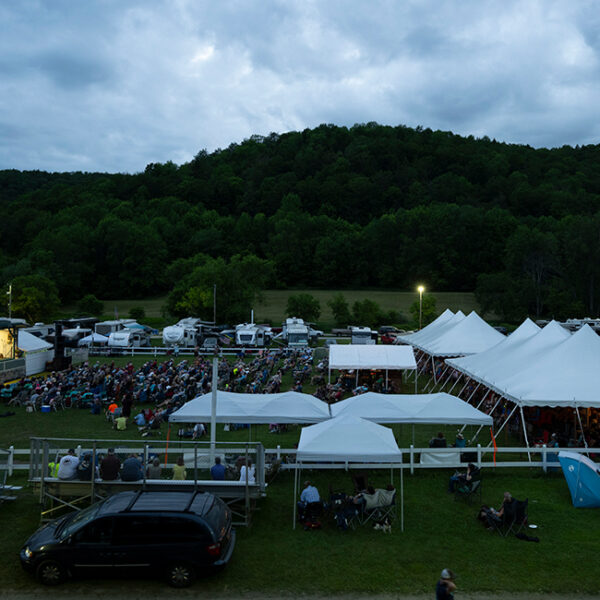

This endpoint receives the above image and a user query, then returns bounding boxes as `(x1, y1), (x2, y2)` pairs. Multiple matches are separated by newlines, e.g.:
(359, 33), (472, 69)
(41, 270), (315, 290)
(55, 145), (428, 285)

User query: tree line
(2, 122), (600, 324)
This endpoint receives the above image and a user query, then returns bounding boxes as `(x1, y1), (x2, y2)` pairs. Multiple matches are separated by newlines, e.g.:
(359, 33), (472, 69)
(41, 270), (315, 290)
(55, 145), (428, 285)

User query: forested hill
(2, 122), (600, 322)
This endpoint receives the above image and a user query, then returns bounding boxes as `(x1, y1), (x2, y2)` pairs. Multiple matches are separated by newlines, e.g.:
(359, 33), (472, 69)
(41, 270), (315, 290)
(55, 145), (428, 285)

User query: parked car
(20, 490), (236, 587)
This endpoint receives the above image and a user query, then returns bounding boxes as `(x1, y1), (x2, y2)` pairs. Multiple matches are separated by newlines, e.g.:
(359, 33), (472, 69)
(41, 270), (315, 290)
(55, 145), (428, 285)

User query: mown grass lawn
(2, 465), (599, 594)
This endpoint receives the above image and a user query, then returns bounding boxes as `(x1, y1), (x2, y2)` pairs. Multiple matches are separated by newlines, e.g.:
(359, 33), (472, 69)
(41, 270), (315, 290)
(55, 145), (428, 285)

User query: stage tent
(445, 318), (541, 383)
(395, 309), (455, 345)
(330, 392), (493, 426)
(294, 414), (404, 529)
(412, 311), (505, 357)
(168, 390), (331, 424)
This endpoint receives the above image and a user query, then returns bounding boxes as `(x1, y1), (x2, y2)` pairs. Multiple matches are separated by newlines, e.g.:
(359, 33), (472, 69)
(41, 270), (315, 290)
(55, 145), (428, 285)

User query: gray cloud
(0, 0), (599, 173)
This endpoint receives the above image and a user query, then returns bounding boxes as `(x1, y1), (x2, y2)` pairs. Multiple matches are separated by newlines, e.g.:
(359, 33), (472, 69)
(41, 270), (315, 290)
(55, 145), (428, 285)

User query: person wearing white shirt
(239, 459), (256, 483)
(57, 449), (79, 480)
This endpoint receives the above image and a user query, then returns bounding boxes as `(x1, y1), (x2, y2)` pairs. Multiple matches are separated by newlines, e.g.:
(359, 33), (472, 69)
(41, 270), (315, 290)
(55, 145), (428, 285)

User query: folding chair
(503, 498), (528, 536)
(488, 498), (528, 537)
(356, 488), (397, 526)
(454, 469), (482, 504)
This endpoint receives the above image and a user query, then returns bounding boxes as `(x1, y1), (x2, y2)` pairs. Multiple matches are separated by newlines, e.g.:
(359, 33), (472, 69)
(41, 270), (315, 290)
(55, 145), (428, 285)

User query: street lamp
(417, 285), (425, 330)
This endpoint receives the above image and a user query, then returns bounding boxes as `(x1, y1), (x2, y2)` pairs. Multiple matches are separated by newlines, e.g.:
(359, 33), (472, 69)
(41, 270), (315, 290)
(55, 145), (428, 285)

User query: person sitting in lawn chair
(448, 463), (479, 493)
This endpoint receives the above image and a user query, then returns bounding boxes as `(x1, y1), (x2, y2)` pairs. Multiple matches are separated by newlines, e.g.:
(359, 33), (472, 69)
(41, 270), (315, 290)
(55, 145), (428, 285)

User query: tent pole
(474, 388), (491, 410)
(293, 465), (298, 530)
(385, 369), (388, 390)
(455, 376), (470, 398)
(486, 402), (518, 446)
(519, 405), (531, 462)
(412, 424), (415, 446)
(431, 356), (436, 384)
(435, 365), (452, 391)
(414, 368), (417, 394)
(575, 407), (589, 451)
(447, 371), (462, 395)
(400, 465), (404, 533)
(459, 388), (492, 435)
(328, 366), (331, 384)
(210, 357), (218, 465)
(465, 382), (481, 404)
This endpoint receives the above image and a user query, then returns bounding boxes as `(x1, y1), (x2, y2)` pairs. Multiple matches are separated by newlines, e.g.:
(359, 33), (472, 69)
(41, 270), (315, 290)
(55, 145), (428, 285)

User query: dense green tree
(327, 293), (352, 327)
(11, 274), (60, 323)
(77, 294), (104, 316)
(409, 293), (438, 328)
(286, 293), (321, 322)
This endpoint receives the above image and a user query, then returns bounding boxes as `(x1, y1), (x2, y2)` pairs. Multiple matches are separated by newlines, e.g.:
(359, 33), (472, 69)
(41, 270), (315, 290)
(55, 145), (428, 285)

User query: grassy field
(67, 290), (483, 329)
(2, 355), (597, 594)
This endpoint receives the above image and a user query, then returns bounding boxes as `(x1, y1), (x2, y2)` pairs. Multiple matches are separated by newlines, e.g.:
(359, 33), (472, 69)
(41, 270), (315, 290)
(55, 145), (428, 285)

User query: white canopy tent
(294, 414), (404, 530)
(77, 332), (109, 346)
(168, 390), (331, 424)
(17, 330), (54, 376)
(330, 392), (493, 426)
(328, 344), (417, 391)
(411, 311), (505, 357)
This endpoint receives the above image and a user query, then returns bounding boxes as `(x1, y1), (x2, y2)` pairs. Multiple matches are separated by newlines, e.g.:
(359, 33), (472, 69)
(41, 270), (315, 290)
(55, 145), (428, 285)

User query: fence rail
(87, 345), (285, 358)
(3, 443), (594, 476)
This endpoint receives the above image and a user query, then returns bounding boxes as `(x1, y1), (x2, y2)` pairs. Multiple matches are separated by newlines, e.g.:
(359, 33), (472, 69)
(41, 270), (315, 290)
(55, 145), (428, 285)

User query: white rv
(350, 326), (376, 345)
(107, 329), (150, 348)
(235, 323), (273, 347)
(278, 318), (322, 347)
(162, 317), (206, 347)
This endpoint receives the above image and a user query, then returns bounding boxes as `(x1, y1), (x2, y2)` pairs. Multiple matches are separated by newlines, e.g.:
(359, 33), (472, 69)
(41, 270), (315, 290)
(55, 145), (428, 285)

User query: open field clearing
(84, 291), (483, 328)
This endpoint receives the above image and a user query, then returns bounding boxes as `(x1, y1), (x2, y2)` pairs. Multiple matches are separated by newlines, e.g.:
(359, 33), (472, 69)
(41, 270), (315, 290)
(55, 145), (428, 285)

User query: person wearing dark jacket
(99, 448), (121, 480)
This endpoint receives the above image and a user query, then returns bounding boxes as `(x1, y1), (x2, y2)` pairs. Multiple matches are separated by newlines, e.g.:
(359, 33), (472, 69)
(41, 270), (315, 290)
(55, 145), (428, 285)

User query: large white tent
(411, 311), (505, 357)
(451, 320), (571, 398)
(395, 309), (456, 346)
(445, 318), (541, 383)
(498, 325), (600, 409)
(330, 392), (493, 426)
(168, 390), (331, 424)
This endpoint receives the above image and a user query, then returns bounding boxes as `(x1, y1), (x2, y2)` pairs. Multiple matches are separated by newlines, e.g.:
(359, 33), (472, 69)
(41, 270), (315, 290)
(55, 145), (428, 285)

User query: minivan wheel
(167, 563), (196, 588)
(36, 560), (67, 585)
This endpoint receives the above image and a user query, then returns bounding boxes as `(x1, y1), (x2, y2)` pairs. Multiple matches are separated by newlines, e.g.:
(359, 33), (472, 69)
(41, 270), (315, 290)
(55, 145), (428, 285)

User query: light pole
(417, 285), (425, 330)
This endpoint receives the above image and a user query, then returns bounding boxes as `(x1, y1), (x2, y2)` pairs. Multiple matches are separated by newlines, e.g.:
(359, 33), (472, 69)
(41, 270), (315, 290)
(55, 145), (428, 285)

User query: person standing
(436, 568), (457, 599)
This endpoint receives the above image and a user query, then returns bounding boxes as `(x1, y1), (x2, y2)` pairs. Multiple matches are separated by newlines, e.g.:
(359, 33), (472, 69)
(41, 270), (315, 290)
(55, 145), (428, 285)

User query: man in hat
(436, 568), (456, 599)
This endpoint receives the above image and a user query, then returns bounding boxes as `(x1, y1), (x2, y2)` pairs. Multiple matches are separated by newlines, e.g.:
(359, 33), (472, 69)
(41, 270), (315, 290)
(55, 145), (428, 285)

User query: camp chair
(329, 491), (358, 531)
(356, 488), (397, 526)
(454, 469), (482, 504)
(489, 498), (528, 537)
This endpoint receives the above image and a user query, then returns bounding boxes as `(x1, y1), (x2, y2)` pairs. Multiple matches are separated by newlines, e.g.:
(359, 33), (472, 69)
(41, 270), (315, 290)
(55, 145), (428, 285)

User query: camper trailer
(22, 322), (55, 341)
(162, 318), (215, 347)
(95, 319), (136, 337)
(235, 323), (273, 347)
(350, 326), (377, 345)
(108, 329), (151, 348)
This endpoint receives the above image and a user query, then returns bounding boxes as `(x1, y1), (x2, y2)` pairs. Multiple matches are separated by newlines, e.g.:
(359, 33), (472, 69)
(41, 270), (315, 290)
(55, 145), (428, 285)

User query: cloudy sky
(1, 0), (599, 173)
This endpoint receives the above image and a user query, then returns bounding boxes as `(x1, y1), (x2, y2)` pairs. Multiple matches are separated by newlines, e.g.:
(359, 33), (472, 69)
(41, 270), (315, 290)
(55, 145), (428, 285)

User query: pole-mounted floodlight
(417, 285), (425, 330)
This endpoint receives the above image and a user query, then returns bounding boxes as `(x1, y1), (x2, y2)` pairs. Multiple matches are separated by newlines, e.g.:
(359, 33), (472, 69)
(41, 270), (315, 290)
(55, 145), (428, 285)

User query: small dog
(374, 519), (392, 533)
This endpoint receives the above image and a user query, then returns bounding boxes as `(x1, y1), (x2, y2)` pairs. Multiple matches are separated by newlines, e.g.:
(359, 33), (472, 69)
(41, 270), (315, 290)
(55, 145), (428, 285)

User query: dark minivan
(20, 490), (235, 587)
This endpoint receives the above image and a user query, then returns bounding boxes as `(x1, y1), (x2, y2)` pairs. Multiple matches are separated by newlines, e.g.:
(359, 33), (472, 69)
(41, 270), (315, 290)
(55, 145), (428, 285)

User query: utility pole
(7, 283), (12, 319)
(213, 284), (216, 325)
